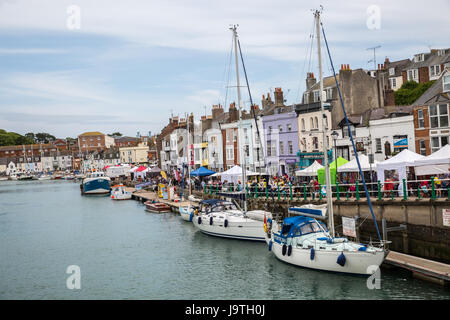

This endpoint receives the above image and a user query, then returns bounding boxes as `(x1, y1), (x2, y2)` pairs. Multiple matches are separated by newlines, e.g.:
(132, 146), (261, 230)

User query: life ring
(287, 245), (292, 256)
(282, 244), (287, 256)
(198, 216), (202, 225)
(224, 219), (228, 228)
(209, 216), (213, 225)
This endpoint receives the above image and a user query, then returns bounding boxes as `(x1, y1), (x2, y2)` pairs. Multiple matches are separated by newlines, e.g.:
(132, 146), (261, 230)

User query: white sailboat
(192, 25), (270, 241)
(265, 9), (388, 275)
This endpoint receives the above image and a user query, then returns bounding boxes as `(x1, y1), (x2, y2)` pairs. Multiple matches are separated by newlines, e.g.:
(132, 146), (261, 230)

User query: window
(232, 131), (237, 142)
(414, 54), (424, 62)
(417, 109), (424, 128)
(268, 126), (272, 133)
(288, 141), (293, 154)
(312, 137), (319, 150)
(429, 104), (449, 128)
(419, 140), (426, 155)
(244, 145), (249, 157)
(432, 136), (449, 153)
(287, 124), (292, 131)
(97, 137), (101, 140)
(226, 146), (234, 160)
(390, 78), (397, 89)
(407, 69), (418, 82)
(375, 138), (382, 153)
(278, 125), (283, 133)
(444, 75), (450, 92)
(430, 65), (441, 77)
(314, 117), (319, 129)
(279, 141), (284, 155)
(326, 88), (333, 100)
(267, 141), (272, 156)
(301, 119), (305, 130)
(389, 68), (395, 76)
(342, 125), (356, 138)
(313, 90), (320, 102)
(310, 118), (314, 129)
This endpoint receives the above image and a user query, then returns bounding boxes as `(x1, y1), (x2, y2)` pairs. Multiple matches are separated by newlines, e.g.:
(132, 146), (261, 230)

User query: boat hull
(82, 177), (111, 194)
(145, 202), (171, 213)
(192, 215), (266, 242)
(179, 206), (193, 221)
(269, 238), (386, 275)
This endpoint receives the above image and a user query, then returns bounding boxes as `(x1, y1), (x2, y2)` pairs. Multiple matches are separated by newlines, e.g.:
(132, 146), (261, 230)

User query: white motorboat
(192, 199), (269, 242)
(38, 175), (52, 180)
(110, 184), (132, 200)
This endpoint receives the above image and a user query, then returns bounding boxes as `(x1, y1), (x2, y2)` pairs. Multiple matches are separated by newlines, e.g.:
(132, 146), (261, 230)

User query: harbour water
(0, 180), (449, 300)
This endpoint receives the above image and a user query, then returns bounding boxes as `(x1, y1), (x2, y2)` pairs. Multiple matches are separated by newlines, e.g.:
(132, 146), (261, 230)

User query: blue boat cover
(190, 167), (216, 177)
(289, 207), (324, 217)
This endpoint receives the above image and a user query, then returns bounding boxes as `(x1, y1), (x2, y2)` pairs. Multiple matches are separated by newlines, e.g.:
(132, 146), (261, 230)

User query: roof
(308, 75), (340, 91)
(294, 102), (332, 115)
(78, 131), (104, 137)
(385, 59), (411, 77)
(412, 69), (450, 106)
(403, 49), (450, 71)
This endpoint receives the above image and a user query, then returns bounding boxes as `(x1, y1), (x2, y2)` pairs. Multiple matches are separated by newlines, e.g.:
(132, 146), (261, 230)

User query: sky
(0, 0), (449, 138)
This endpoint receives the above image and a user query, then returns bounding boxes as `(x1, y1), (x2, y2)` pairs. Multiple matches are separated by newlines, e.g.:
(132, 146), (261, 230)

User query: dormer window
(407, 69), (418, 82)
(414, 54), (425, 62)
(389, 68), (395, 76)
(444, 74), (450, 92)
(430, 65), (441, 77)
(438, 49), (445, 56)
(313, 90), (320, 102)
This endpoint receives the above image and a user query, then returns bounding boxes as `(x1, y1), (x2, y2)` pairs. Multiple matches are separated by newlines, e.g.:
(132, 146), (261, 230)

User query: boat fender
(210, 216), (213, 225)
(198, 216), (202, 225)
(358, 246), (367, 252)
(337, 252), (346, 267)
(310, 248), (315, 260)
(268, 240), (272, 251)
(287, 245), (292, 256)
(224, 219), (228, 228)
(189, 212), (193, 222)
(282, 244), (287, 256)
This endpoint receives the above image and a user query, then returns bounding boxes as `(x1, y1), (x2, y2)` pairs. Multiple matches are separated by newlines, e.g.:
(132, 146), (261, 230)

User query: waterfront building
(333, 108), (415, 162)
(114, 136), (140, 148)
(261, 88), (299, 175)
(78, 131), (115, 153)
(401, 48), (450, 84)
(119, 143), (149, 165)
(412, 67), (450, 155)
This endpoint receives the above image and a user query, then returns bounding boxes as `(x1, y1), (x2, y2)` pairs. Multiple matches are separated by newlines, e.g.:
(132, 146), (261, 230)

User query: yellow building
(119, 143), (149, 164)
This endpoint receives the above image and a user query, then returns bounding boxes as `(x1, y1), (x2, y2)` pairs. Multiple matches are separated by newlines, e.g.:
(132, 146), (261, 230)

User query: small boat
(17, 173), (33, 181)
(179, 205), (195, 221)
(38, 175), (52, 180)
(81, 171), (111, 195)
(0, 177), (8, 181)
(111, 185), (132, 200)
(64, 175), (75, 180)
(52, 174), (63, 180)
(144, 201), (171, 213)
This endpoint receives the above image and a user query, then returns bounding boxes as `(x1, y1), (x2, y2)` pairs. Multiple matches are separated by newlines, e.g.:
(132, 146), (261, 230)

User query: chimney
(212, 104), (224, 120)
(274, 87), (284, 107)
(306, 72), (316, 90)
(229, 102), (239, 122)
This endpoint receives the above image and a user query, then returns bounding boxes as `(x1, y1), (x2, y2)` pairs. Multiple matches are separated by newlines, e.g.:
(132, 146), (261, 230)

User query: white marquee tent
(414, 144), (450, 176)
(376, 149), (425, 196)
(295, 160), (323, 176)
(337, 154), (378, 172)
(212, 165), (259, 183)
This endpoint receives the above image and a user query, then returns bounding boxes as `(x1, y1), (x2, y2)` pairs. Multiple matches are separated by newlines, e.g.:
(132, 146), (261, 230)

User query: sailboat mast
(315, 10), (335, 237)
(186, 113), (191, 196)
(231, 25), (247, 213)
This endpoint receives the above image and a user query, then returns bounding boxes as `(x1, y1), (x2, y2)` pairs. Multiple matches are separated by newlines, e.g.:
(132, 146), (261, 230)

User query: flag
(264, 212), (267, 233)
(161, 170), (167, 180)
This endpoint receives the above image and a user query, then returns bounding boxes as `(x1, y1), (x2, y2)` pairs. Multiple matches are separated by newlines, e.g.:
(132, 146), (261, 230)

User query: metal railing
(201, 177), (450, 201)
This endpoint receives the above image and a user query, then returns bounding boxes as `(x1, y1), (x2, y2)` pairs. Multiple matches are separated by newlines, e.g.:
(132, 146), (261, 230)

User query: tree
(108, 132), (122, 137)
(35, 132), (56, 144)
(25, 132), (36, 143)
(0, 130), (34, 146)
(394, 80), (435, 105)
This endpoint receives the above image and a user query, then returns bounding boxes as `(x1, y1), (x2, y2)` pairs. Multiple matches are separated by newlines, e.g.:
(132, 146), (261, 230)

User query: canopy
(135, 165), (147, 172)
(376, 149), (425, 196)
(414, 144), (450, 176)
(129, 166), (139, 173)
(337, 154), (377, 172)
(317, 157), (349, 184)
(149, 166), (161, 173)
(214, 165), (259, 183)
(190, 166), (216, 177)
(295, 160), (323, 177)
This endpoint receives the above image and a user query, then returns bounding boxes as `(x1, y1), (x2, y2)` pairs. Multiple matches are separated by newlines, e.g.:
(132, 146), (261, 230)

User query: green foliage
(394, 80), (435, 105)
(0, 130), (35, 146)
(108, 132), (122, 137)
(34, 132), (56, 143)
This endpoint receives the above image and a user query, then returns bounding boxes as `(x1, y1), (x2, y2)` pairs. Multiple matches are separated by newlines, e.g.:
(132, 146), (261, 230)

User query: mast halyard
(231, 24), (247, 213)
(315, 9), (335, 237)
